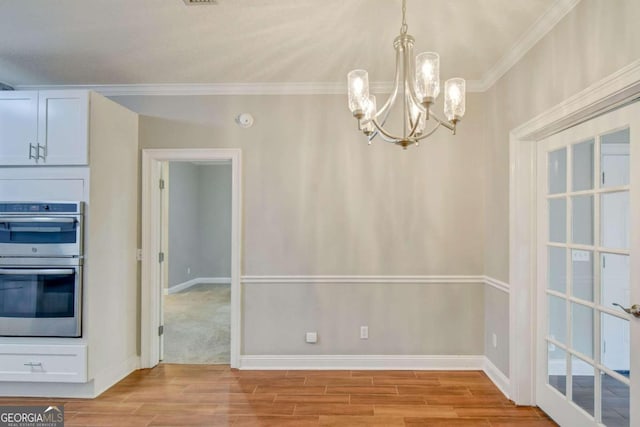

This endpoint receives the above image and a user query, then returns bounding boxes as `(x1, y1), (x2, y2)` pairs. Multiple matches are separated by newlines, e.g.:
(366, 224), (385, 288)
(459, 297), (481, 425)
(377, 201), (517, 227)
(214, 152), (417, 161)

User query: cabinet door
(38, 90), (89, 165)
(0, 91), (38, 165)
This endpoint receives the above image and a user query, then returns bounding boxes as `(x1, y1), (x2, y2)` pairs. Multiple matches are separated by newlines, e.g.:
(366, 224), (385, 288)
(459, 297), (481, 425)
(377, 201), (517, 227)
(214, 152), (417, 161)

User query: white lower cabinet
(0, 344), (87, 383)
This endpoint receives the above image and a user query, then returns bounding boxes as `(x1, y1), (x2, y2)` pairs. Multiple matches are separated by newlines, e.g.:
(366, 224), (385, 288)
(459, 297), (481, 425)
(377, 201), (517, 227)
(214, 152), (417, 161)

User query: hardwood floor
(0, 365), (557, 426)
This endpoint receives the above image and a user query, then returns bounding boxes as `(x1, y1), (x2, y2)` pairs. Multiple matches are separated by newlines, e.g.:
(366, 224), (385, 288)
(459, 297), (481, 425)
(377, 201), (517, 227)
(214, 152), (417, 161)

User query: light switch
(572, 250), (590, 262)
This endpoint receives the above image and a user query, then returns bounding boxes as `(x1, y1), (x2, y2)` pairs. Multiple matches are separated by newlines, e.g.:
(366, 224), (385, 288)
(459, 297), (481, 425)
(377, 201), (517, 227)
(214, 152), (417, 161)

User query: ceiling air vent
(183, 0), (217, 5)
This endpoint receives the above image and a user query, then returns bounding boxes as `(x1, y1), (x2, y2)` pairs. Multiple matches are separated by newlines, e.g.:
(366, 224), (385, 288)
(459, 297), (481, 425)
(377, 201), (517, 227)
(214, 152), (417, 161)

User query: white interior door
(536, 101), (640, 427)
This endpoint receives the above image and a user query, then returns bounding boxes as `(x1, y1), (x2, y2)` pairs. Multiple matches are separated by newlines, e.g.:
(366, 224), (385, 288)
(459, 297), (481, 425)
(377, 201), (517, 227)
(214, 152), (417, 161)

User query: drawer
(0, 344), (87, 383)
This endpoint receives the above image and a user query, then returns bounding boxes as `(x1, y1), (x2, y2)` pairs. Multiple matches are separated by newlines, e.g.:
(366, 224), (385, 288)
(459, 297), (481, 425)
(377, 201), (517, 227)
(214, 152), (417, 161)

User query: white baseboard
(168, 277), (231, 294)
(239, 354), (485, 371)
(483, 357), (511, 399)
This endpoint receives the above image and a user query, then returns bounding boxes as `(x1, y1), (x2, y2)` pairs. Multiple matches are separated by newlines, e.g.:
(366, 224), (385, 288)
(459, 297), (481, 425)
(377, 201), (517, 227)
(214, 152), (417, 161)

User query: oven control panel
(0, 202), (83, 214)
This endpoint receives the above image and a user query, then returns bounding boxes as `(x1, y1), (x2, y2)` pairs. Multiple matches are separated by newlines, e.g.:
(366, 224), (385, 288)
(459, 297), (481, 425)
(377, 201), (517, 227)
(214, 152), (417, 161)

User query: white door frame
(141, 148), (242, 369)
(508, 59), (640, 405)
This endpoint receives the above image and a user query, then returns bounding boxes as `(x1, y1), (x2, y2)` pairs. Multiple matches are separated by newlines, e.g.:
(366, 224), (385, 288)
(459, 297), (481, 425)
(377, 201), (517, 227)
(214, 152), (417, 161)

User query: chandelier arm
(371, 118), (406, 142)
(415, 121), (443, 142)
(402, 34), (426, 112)
(375, 49), (402, 120)
(428, 109), (456, 132)
(369, 113), (400, 143)
(406, 109), (422, 139)
(405, 89), (415, 130)
(369, 129), (399, 144)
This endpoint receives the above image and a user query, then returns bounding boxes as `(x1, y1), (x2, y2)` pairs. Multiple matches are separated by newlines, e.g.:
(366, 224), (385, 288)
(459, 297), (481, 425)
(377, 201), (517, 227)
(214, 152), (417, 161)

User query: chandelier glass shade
(347, 0), (466, 149)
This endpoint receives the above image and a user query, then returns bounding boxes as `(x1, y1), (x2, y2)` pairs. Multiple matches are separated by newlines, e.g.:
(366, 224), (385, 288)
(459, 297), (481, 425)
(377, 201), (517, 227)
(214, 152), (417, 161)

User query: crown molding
(477, 0), (581, 91)
(14, 80), (485, 96)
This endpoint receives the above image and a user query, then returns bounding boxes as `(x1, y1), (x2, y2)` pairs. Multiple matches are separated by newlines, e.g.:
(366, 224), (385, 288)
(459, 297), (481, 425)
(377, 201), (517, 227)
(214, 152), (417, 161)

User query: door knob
(613, 303), (640, 318)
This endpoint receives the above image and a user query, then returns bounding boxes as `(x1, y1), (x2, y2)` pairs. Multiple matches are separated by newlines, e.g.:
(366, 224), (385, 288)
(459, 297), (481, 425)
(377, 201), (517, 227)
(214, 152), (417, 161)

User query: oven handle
(0, 269), (75, 275)
(0, 217), (77, 223)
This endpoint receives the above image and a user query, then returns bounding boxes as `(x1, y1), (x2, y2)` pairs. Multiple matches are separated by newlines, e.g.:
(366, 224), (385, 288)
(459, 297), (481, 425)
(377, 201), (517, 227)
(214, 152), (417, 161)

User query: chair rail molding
(509, 58), (640, 405)
(242, 275), (485, 285)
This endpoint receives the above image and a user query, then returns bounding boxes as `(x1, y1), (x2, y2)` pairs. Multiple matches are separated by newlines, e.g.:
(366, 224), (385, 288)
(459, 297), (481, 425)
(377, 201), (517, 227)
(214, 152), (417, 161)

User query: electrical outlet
(187, 267), (191, 275)
(360, 326), (369, 339)
(305, 332), (317, 343)
(492, 333), (497, 348)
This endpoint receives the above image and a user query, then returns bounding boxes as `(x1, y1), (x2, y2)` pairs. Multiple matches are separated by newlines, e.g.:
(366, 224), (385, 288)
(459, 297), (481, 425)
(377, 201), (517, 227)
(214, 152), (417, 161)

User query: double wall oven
(0, 202), (84, 337)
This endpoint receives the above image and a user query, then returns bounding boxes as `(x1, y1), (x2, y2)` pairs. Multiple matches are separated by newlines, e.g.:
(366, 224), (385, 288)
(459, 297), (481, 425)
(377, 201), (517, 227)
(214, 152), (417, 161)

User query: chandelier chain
(400, 0), (408, 35)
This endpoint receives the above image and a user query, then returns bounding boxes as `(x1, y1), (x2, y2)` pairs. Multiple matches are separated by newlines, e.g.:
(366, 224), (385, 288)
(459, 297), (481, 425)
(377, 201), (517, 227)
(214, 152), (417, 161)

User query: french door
(536, 102), (639, 426)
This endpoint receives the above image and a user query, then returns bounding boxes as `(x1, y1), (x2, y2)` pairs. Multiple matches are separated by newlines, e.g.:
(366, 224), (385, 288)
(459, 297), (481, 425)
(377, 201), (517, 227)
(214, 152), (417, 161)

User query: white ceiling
(0, 0), (568, 90)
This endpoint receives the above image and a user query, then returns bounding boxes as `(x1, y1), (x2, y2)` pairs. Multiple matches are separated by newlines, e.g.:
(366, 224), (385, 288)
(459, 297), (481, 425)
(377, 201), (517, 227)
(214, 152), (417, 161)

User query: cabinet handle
(28, 143), (36, 160)
(24, 362), (43, 367)
(37, 144), (47, 161)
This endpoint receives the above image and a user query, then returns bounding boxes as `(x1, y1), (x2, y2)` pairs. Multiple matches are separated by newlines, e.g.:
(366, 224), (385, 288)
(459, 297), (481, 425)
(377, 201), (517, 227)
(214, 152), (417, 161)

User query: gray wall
(112, 92), (487, 356)
(168, 162), (232, 287)
(117, 93), (486, 276)
(168, 162), (200, 287)
(244, 283), (484, 355)
(199, 164), (232, 278)
(484, 286), (509, 375)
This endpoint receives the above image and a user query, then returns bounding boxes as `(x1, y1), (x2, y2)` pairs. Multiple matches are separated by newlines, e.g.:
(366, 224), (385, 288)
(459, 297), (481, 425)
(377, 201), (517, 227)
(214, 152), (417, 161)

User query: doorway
(141, 149), (242, 369)
(160, 160), (233, 364)
(535, 102), (639, 426)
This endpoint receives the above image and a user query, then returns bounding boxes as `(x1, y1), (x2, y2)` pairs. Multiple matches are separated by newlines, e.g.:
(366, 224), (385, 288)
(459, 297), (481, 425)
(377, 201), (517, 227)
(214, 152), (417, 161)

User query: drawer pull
(24, 362), (42, 367)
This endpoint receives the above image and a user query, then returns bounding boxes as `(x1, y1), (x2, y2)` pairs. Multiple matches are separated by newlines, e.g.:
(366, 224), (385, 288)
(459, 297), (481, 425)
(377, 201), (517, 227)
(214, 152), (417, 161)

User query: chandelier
(347, 0), (466, 149)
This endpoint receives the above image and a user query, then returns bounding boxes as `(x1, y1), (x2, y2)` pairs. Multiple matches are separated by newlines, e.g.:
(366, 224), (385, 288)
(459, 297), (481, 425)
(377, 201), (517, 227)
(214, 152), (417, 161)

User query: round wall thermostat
(235, 113), (254, 128)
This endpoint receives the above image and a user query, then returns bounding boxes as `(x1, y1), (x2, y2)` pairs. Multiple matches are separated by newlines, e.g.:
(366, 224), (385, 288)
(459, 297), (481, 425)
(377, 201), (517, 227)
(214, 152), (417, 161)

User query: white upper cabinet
(38, 91), (89, 165)
(0, 91), (39, 165)
(0, 90), (89, 166)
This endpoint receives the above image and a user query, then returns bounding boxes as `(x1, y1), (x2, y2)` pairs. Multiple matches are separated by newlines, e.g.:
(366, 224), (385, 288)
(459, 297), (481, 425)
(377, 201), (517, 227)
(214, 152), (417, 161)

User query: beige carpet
(162, 283), (230, 364)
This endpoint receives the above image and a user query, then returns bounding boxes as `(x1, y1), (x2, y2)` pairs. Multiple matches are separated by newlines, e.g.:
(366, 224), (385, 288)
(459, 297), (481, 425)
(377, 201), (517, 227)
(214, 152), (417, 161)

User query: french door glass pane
(601, 191), (629, 249)
(573, 139), (594, 191)
(601, 128), (629, 188)
(549, 148), (567, 194)
(572, 249), (593, 302)
(572, 302), (594, 358)
(601, 253), (630, 308)
(601, 312), (630, 375)
(601, 373), (630, 427)
(548, 344), (567, 395)
(549, 295), (567, 344)
(549, 247), (566, 292)
(549, 198), (567, 243)
(572, 195), (593, 245)
(571, 356), (595, 416)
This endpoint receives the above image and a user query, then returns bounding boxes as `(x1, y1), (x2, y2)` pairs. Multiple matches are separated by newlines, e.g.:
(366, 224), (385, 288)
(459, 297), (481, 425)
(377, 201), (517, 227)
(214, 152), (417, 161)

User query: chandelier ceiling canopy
(347, 0), (466, 149)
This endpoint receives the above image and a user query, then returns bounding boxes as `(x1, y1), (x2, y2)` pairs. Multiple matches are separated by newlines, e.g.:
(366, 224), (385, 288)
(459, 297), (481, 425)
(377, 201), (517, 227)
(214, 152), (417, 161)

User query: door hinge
(602, 171), (605, 185)
(158, 252), (165, 263)
(158, 325), (164, 336)
(602, 255), (606, 268)
(159, 179), (165, 190)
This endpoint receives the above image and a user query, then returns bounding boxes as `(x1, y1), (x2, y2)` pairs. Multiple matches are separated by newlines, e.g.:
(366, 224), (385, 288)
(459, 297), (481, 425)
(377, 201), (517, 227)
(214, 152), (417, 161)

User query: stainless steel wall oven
(0, 202), (84, 337)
